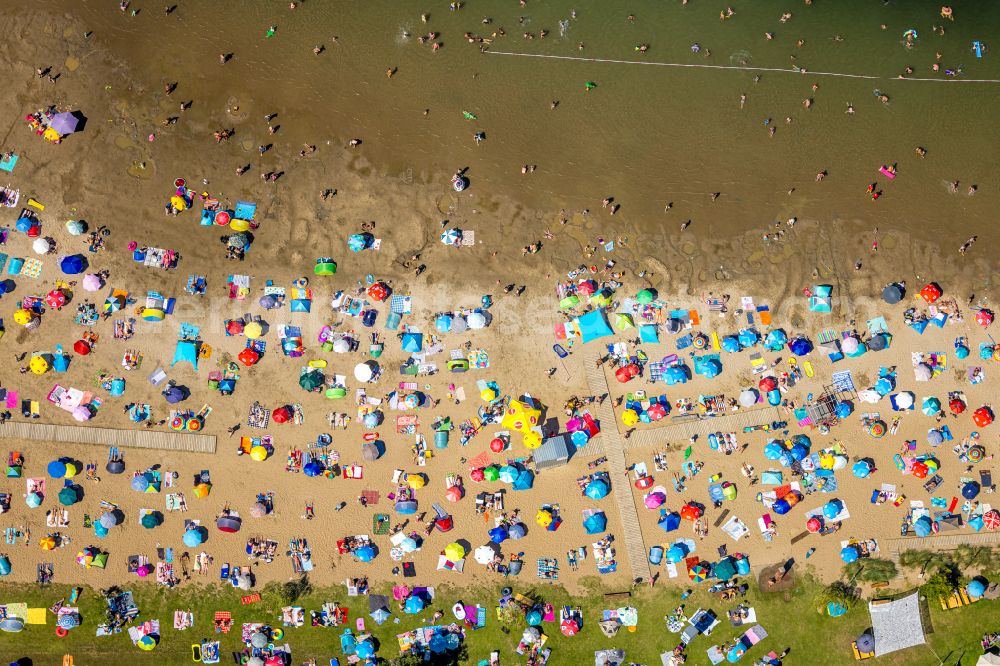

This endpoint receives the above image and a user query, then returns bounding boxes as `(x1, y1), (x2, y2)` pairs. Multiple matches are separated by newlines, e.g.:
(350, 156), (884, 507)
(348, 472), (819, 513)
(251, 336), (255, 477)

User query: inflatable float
(879, 165), (897, 180)
(452, 602), (466, 621)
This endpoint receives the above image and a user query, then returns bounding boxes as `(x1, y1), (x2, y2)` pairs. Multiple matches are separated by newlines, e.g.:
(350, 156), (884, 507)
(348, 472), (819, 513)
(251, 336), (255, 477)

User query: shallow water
(57, 0), (1000, 247)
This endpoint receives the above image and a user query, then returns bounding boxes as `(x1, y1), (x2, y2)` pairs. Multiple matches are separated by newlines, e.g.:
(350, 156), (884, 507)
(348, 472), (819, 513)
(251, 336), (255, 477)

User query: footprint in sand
(64, 56), (80, 72)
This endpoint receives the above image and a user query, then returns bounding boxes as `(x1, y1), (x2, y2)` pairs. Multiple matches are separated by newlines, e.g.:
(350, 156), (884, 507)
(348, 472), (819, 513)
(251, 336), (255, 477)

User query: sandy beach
(0, 2), (999, 664)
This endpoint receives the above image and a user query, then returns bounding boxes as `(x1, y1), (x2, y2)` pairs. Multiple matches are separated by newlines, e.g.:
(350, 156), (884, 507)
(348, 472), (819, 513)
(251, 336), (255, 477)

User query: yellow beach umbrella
(535, 510), (553, 528)
(29, 356), (49, 375)
(39, 536), (57, 550)
(522, 430), (542, 449)
(244, 322), (263, 339)
(406, 473), (426, 490)
(249, 446), (268, 462)
(480, 387), (498, 402)
(443, 542), (465, 561)
(621, 409), (639, 427)
(43, 127), (61, 142)
(63, 462), (78, 478)
(170, 195), (187, 211)
(13, 309), (33, 325)
(192, 483), (211, 498)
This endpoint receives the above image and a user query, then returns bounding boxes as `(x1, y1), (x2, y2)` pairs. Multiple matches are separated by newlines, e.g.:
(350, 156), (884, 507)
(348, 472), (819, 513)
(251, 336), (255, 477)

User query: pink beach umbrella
(82, 274), (103, 292)
(566, 417), (582, 432)
(392, 585), (410, 601)
(644, 491), (666, 509)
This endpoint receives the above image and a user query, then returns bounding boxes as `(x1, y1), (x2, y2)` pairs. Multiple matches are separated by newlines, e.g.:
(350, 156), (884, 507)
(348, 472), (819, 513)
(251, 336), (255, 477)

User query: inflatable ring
(819, 424), (830, 436)
(272, 628), (284, 640)
(240, 656), (249, 665)
(56, 626), (68, 637)
(993, 348), (1000, 362)
(174, 178), (186, 188)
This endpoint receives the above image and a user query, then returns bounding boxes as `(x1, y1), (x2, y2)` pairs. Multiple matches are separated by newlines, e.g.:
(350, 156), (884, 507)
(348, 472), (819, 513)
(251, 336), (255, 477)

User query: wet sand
(0, 3), (997, 596)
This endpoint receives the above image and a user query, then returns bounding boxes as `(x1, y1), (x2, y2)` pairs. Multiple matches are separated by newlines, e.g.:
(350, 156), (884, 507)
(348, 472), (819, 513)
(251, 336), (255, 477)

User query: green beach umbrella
(483, 466), (500, 482)
(58, 486), (79, 506)
(636, 289), (654, 304)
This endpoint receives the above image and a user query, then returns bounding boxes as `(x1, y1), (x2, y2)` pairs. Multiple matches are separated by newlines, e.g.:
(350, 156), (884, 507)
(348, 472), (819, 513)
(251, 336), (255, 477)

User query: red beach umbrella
(73, 339), (91, 355)
(976, 309), (994, 327)
(237, 348), (260, 367)
(227, 320), (245, 335)
(949, 399), (966, 414)
(45, 289), (67, 309)
(973, 407), (994, 427)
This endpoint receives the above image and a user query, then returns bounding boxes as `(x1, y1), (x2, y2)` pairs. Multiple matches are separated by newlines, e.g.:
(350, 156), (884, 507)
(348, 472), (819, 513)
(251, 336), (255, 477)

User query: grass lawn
(0, 575), (994, 664)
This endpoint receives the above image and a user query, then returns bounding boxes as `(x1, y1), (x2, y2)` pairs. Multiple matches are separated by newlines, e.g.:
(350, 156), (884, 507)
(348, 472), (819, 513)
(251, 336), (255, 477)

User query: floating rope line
(484, 50), (1000, 84)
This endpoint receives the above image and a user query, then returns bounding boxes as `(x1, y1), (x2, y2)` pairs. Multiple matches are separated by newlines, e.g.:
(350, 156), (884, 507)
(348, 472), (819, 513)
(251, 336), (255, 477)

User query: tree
(277, 574), (313, 604)
(922, 570), (959, 604)
(813, 581), (858, 614)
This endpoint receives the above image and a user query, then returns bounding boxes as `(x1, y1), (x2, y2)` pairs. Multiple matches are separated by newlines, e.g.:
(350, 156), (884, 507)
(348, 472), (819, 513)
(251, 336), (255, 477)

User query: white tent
(869, 593), (925, 656)
(977, 653), (1000, 665)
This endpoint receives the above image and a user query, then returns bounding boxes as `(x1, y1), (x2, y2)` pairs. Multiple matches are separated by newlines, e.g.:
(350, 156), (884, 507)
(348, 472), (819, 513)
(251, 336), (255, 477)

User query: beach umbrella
(536, 510), (553, 528)
(467, 311), (487, 330)
(974, 407), (994, 427)
(444, 542), (465, 561)
(688, 564), (708, 582)
(398, 537), (418, 553)
(498, 465), (518, 484)
(967, 579), (986, 599)
(922, 397), (942, 416)
(237, 348), (259, 366)
(193, 483), (211, 498)
(444, 485), (462, 503)
(489, 526), (508, 544)
(39, 536), (58, 551)
(33, 237), (51, 255)
(29, 355), (49, 375)
(470, 468), (486, 482)
(370, 608), (391, 625)
(955, 344), (970, 359)
(258, 294), (278, 310)
(355, 545), (375, 562)
(405, 596), (424, 613)
(585, 479), (609, 500)
(788, 337), (812, 356)
(47, 460), (68, 478)
(356, 641), (375, 660)
(249, 446), (269, 462)
(665, 544), (688, 564)
(131, 474), (150, 492)
(243, 321), (263, 339)
(105, 460), (125, 475)
(823, 500), (844, 519)
(250, 632), (269, 649)
(835, 401), (853, 418)
(868, 334), (888, 352)
(920, 283), (942, 303)
(526, 610), (543, 626)
(841, 336), (860, 355)
(763, 329), (788, 351)
(249, 502), (267, 518)
(183, 528), (204, 547)
(354, 362), (376, 382)
(59, 254), (86, 274)
(99, 512), (118, 529)
(46, 288), (67, 309)
(361, 441), (380, 462)
(738, 389), (758, 407)
(217, 515), (242, 533)
(434, 314), (453, 333)
(714, 558), (737, 581)
(583, 512), (607, 534)
(840, 546), (859, 563)
(58, 486), (79, 506)
(227, 232), (249, 250)
(299, 371), (324, 391)
(913, 516), (933, 537)
(977, 310), (995, 327)
(962, 482), (980, 500)
(882, 283), (904, 304)
(81, 273), (104, 292)
(636, 288), (655, 304)
(483, 466), (500, 482)
(440, 229), (461, 245)
(50, 111), (81, 135)
(874, 376), (894, 395)
(73, 339), (92, 355)
(406, 473), (426, 490)
(65, 219), (86, 236)
(367, 282), (389, 301)
(983, 510), (1000, 531)
(24, 491), (42, 509)
(474, 543), (499, 564)
(451, 317), (469, 333)
(721, 336), (741, 353)
(764, 442), (784, 460)
(852, 461), (872, 478)
(226, 319), (245, 335)
(806, 517), (823, 533)
(644, 491), (665, 509)
(141, 513), (159, 529)
(348, 233), (370, 252)
(247, 657), (264, 666)
(893, 392), (914, 410)
(914, 363), (932, 381)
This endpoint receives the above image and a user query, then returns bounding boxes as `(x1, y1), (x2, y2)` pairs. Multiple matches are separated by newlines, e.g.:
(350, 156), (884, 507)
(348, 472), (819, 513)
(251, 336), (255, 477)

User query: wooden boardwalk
(0, 422), (217, 454)
(881, 530), (1000, 562)
(623, 406), (785, 451)
(585, 361), (651, 583)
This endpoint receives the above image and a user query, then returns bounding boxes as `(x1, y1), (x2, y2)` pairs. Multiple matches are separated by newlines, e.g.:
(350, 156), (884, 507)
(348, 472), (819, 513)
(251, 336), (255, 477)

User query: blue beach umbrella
(355, 546), (375, 562)
(840, 546), (859, 563)
(764, 329), (787, 350)
(721, 336), (741, 353)
(584, 479), (609, 499)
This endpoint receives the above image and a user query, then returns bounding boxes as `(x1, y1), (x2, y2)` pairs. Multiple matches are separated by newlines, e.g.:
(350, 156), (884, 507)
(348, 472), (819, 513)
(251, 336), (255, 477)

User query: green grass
(0, 576), (994, 664)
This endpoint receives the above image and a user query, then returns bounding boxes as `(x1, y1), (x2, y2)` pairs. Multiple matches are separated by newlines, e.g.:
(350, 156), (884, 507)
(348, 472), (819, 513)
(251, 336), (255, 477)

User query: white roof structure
(869, 593), (926, 656)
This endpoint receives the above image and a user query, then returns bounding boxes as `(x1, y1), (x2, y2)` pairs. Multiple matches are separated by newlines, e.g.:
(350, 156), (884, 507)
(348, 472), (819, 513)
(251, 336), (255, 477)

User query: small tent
(575, 310), (614, 344)
(171, 340), (200, 369)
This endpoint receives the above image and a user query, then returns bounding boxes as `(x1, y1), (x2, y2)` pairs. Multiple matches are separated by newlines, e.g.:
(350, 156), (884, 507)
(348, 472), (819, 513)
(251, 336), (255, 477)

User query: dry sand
(0, 6), (996, 598)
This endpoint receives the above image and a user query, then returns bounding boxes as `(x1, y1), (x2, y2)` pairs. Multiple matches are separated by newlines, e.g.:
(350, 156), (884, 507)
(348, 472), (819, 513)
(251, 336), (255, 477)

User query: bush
(813, 581), (858, 614)
(842, 558), (897, 583)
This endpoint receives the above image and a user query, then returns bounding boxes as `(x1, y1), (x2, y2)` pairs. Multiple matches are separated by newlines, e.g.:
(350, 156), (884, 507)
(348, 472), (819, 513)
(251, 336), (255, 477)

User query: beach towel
(21, 258), (42, 278)
(0, 154), (18, 172)
(721, 515), (749, 541)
